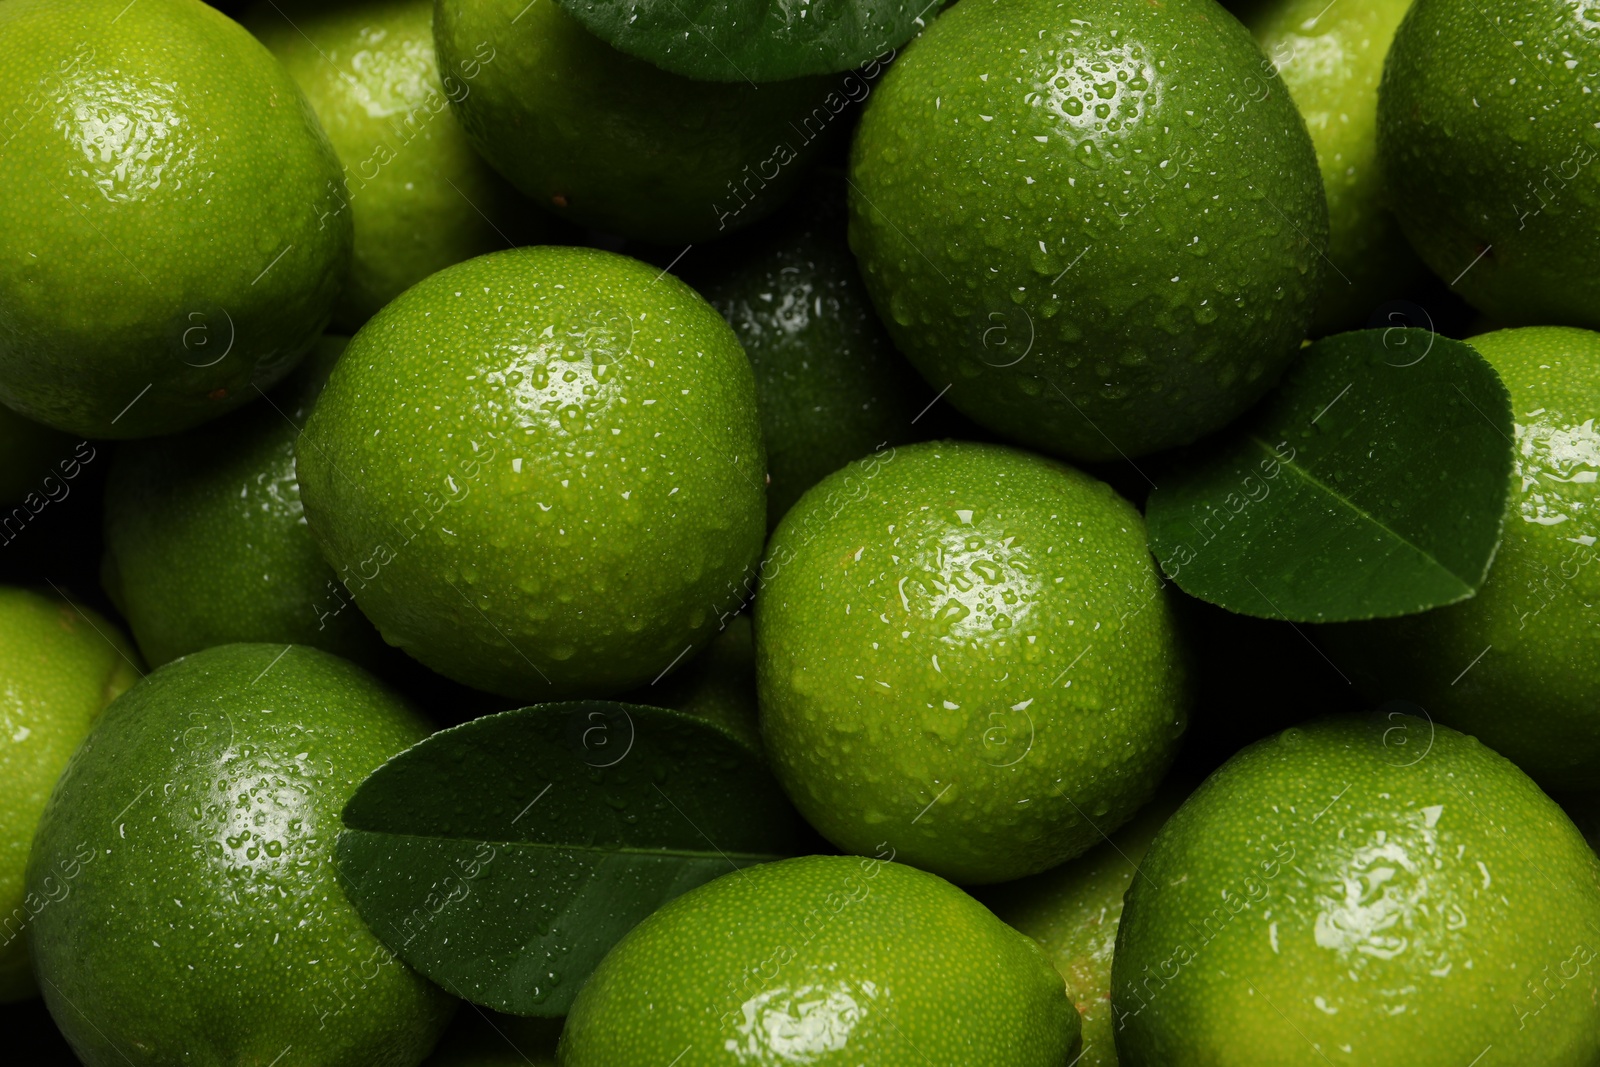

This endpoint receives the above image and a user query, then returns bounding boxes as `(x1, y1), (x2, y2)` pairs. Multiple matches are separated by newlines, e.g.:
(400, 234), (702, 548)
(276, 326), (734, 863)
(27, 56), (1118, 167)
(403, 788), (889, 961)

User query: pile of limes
(1, 0), (1598, 1062)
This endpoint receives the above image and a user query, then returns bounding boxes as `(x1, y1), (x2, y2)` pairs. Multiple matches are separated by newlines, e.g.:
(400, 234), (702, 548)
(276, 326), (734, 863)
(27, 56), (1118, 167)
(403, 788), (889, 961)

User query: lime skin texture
(559, 854), (1080, 1066)
(1378, 0), (1600, 328)
(296, 246), (767, 701)
(1320, 327), (1600, 792)
(102, 336), (389, 672)
(432, 0), (835, 244)
(0, 588), (139, 1003)
(245, 0), (547, 331)
(25, 643), (454, 1067)
(755, 440), (1190, 885)
(0, 0), (351, 439)
(694, 187), (939, 529)
(981, 784), (1188, 1067)
(1248, 0), (1424, 334)
(848, 0), (1328, 462)
(1111, 716), (1600, 1067)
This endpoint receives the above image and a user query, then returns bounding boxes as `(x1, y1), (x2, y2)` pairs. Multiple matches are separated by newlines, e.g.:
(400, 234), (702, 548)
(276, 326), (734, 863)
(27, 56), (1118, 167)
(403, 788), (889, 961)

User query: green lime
(0, 409), (73, 508)
(848, 0), (1327, 462)
(1378, 0), (1600, 326)
(432, 0), (833, 243)
(1247, 0), (1424, 334)
(26, 643), (453, 1065)
(244, 0), (549, 330)
(627, 613), (761, 757)
(692, 182), (942, 527)
(981, 784), (1189, 1067)
(296, 246), (766, 699)
(101, 336), (389, 671)
(423, 1010), (559, 1066)
(0, 587), (138, 1002)
(1320, 327), (1600, 791)
(560, 854), (1080, 1066)
(756, 441), (1190, 884)
(1112, 716), (1600, 1066)
(0, 0), (351, 438)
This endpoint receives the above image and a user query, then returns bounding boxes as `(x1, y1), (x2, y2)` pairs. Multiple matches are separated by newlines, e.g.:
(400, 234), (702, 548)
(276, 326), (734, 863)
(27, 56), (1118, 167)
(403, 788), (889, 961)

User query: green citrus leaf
(1145, 329), (1514, 622)
(549, 0), (927, 82)
(334, 701), (808, 1016)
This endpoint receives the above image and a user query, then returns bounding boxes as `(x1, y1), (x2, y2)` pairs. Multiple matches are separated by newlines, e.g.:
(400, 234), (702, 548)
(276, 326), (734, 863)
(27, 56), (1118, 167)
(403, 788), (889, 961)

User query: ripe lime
(102, 337), (388, 670)
(433, 0), (834, 242)
(0, 0), (350, 438)
(1248, 0), (1424, 332)
(756, 441), (1190, 884)
(296, 246), (766, 699)
(26, 643), (453, 1066)
(244, 0), (548, 329)
(560, 854), (1080, 1065)
(982, 785), (1189, 1067)
(849, 0), (1327, 461)
(692, 183), (940, 527)
(1379, 0), (1600, 326)
(1321, 327), (1600, 790)
(0, 588), (138, 1002)
(1112, 716), (1600, 1065)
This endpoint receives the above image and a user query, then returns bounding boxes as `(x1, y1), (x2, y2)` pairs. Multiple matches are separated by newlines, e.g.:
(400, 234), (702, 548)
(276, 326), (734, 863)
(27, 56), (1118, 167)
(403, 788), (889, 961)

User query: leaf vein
(1247, 435), (1476, 593)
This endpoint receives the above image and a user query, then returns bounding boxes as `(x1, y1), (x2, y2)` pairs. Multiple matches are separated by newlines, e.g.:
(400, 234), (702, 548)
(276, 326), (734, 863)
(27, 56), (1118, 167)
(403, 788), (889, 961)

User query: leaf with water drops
(1145, 329), (1514, 622)
(550, 0), (928, 82)
(335, 701), (808, 1016)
